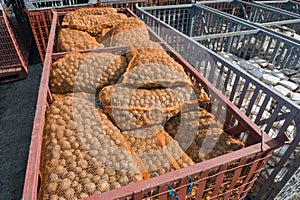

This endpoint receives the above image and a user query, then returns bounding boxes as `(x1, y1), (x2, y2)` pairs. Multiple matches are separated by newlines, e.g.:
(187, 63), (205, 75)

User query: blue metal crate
(255, 0), (300, 16)
(139, 4), (300, 69)
(24, 0), (97, 11)
(197, 0), (300, 34)
(142, 3), (257, 37)
(137, 4), (300, 200)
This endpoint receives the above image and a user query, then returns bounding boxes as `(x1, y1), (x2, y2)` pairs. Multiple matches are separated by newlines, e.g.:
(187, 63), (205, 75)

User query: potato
(39, 94), (146, 199)
(164, 108), (245, 163)
(99, 84), (209, 131)
(62, 8), (118, 27)
(122, 126), (194, 177)
(50, 52), (128, 94)
(122, 48), (193, 88)
(68, 13), (127, 37)
(57, 28), (103, 52)
(110, 17), (149, 47)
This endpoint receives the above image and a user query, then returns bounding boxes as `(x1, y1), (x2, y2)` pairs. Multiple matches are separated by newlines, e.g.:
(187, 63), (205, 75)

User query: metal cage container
(0, 4), (31, 83)
(22, 9), (287, 200)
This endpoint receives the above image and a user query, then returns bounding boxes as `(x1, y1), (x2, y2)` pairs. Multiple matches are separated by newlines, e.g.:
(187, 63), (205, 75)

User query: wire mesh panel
(25, 6), (93, 62)
(137, 6), (300, 200)
(197, 0), (300, 34)
(142, 4), (257, 37)
(0, 4), (28, 83)
(140, 4), (300, 69)
(255, 0), (300, 16)
(24, 0), (97, 11)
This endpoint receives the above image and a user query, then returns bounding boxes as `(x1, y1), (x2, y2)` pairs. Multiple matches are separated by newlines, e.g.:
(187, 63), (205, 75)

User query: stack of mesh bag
(57, 7), (150, 52)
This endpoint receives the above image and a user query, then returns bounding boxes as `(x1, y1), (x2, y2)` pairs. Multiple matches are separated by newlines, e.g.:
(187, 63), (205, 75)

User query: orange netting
(50, 52), (128, 94)
(165, 108), (245, 163)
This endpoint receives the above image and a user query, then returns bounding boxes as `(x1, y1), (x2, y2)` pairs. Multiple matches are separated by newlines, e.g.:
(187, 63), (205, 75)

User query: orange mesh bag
(125, 40), (164, 62)
(122, 126), (194, 177)
(67, 13), (127, 35)
(122, 48), (193, 88)
(50, 52), (128, 94)
(164, 108), (245, 163)
(110, 17), (149, 47)
(56, 28), (104, 52)
(39, 94), (149, 200)
(62, 7), (118, 26)
(99, 84), (209, 131)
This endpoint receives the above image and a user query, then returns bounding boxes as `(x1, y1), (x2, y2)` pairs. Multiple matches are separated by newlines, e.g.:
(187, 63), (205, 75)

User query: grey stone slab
(253, 57), (269, 68)
(238, 59), (255, 70)
(250, 68), (263, 79)
(290, 78), (300, 85)
(274, 85), (292, 96)
(281, 69), (298, 76)
(279, 80), (299, 91)
(272, 69), (288, 80)
(290, 92), (300, 102)
(262, 74), (281, 85)
(291, 73), (300, 79)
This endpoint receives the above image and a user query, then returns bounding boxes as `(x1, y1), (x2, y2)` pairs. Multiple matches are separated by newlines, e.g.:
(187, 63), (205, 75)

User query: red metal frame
(0, 7), (28, 83)
(25, 6), (92, 62)
(22, 10), (287, 200)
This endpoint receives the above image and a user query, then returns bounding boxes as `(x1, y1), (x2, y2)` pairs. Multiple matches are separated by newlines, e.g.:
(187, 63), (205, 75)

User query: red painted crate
(25, 6), (91, 63)
(0, 4), (30, 83)
(22, 10), (287, 200)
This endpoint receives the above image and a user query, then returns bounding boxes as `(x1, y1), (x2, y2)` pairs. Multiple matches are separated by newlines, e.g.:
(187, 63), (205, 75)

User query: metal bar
(254, 94), (271, 125)
(191, 29), (258, 41)
(277, 108), (299, 135)
(281, 44), (294, 67)
(195, 170), (209, 199)
(211, 164), (228, 198)
(158, 185), (168, 200)
(229, 74), (240, 102)
(261, 18), (300, 26)
(224, 158), (248, 199)
(177, 177), (190, 200)
(264, 102), (284, 134)
(235, 155), (263, 200)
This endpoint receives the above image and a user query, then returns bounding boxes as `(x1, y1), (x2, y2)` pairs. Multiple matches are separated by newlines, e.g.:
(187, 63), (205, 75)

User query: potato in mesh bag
(164, 108), (245, 163)
(62, 7), (118, 26)
(39, 94), (149, 200)
(110, 17), (149, 47)
(122, 48), (193, 88)
(50, 52), (128, 94)
(125, 40), (164, 61)
(67, 13), (127, 35)
(57, 28), (104, 52)
(122, 126), (194, 177)
(99, 84), (209, 131)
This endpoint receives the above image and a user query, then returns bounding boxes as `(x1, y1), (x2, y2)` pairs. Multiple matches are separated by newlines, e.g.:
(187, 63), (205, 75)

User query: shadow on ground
(0, 45), (42, 200)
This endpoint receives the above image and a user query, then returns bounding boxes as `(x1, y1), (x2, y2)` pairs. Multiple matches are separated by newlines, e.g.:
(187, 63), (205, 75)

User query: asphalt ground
(0, 46), (42, 200)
